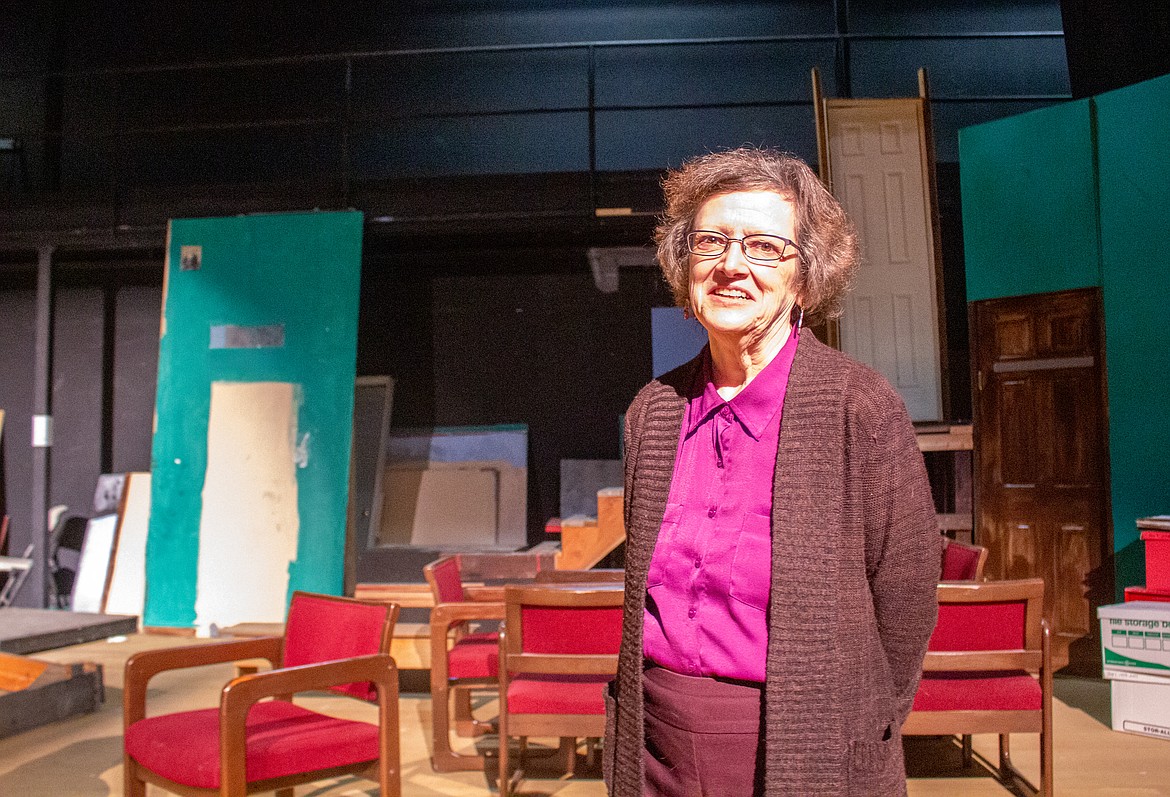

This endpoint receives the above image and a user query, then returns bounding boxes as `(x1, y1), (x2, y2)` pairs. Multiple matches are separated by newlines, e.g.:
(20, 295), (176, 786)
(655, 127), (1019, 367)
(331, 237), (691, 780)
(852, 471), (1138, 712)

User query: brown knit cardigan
(604, 333), (940, 796)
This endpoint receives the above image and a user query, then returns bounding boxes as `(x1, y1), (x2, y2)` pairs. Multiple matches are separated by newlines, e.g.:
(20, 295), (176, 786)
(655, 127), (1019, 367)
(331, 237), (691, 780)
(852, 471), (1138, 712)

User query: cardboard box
(1098, 601), (1170, 678)
(1110, 679), (1170, 741)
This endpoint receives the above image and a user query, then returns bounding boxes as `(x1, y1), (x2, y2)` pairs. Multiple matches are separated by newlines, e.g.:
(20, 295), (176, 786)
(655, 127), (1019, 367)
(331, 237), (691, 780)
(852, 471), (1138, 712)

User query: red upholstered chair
(424, 555), (505, 771)
(903, 578), (1052, 797)
(122, 592), (401, 797)
(497, 582), (623, 797)
(940, 536), (989, 581)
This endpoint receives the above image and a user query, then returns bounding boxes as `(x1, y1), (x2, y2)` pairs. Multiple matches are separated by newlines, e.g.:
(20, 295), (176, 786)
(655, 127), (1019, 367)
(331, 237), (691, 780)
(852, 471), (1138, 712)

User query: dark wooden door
(972, 288), (1111, 671)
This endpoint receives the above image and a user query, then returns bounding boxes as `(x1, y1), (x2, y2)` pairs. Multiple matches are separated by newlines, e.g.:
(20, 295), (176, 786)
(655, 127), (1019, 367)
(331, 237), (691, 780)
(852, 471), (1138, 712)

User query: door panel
(974, 288), (1110, 671)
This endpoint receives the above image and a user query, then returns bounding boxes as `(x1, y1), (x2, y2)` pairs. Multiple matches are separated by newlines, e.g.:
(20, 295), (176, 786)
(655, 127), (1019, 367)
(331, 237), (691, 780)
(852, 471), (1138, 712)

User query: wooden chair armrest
(124, 637), (284, 728)
(219, 654), (400, 796)
(221, 653), (398, 710)
(430, 601), (505, 639)
(463, 584), (507, 602)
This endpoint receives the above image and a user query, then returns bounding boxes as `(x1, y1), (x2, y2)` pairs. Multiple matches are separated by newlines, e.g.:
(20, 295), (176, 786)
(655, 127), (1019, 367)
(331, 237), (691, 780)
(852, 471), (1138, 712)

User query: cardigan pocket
(847, 726), (906, 796)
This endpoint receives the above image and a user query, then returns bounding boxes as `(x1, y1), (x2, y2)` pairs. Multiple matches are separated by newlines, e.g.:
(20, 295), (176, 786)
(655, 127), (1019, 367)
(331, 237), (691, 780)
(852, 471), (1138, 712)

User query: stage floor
(0, 608), (138, 655)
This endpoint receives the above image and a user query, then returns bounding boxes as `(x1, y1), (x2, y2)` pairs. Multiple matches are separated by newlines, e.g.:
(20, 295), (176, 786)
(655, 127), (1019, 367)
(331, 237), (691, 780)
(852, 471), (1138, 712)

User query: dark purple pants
(642, 665), (764, 796)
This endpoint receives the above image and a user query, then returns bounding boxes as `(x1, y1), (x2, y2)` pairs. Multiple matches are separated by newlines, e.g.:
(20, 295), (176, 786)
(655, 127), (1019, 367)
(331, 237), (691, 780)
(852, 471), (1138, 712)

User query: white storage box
(1111, 679), (1170, 740)
(1098, 601), (1170, 678)
(1099, 601), (1170, 739)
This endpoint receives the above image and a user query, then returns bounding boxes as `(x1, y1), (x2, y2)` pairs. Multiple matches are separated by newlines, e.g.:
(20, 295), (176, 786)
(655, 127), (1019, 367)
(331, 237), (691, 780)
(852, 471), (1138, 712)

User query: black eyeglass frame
(685, 230), (802, 266)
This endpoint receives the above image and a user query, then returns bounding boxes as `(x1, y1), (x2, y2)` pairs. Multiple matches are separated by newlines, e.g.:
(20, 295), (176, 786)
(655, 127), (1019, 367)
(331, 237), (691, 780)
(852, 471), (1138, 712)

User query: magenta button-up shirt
(643, 327), (799, 683)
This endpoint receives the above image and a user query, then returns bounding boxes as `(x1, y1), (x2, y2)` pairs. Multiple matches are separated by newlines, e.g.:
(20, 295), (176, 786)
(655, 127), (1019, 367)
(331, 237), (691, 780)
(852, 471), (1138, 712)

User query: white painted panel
(71, 515), (118, 613)
(842, 123), (865, 156)
(848, 294), (877, 368)
(195, 381), (300, 629)
(103, 472), (151, 620)
(893, 293), (918, 387)
(845, 174), (867, 242)
(880, 121), (904, 154)
(883, 172), (910, 263)
(826, 98), (943, 420)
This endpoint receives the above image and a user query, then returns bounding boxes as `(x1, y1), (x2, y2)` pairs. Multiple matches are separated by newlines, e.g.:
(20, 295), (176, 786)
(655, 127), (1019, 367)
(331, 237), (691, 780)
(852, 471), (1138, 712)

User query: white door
(826, 98), (944, 421)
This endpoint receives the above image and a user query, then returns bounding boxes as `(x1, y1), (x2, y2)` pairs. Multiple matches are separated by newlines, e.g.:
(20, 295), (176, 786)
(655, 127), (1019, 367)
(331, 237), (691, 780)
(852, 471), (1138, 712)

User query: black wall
(0, 0), (1071, 603)
(1061, 0), (1170, 99)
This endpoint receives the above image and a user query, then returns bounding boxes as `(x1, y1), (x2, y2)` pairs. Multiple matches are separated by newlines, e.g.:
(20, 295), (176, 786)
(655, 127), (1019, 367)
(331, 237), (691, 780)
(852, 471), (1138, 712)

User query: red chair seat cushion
(125, 701), (379, 789)
(448, 632), (499, 679)
(507, 674), (612, 714)
(912, 671), (1042, 712)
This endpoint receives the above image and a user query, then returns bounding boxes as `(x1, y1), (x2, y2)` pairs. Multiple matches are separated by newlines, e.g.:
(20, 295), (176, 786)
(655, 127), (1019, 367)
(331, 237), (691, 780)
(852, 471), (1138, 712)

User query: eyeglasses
(686, 230), (800, 265)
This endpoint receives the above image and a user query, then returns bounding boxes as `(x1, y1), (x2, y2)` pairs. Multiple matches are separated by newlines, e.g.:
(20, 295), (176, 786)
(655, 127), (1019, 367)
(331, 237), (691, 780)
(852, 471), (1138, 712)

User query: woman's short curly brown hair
(655, 146), (859, 324)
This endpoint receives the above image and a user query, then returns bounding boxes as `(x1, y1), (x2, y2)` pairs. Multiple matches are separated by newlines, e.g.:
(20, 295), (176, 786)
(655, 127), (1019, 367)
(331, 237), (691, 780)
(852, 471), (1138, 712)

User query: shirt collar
(684, 326), (800, 441)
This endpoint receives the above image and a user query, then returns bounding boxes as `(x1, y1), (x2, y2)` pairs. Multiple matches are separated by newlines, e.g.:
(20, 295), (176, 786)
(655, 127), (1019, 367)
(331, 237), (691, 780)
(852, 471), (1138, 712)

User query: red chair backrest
(520, 604), (623, 655)
(927, 578), (1045, 656)
(426, 556), (467, 604)
(929, 600), (1027, 651)
(282, 591), (397, 700)
(940, 538), (987, 580)
(503, 583), (624, 663)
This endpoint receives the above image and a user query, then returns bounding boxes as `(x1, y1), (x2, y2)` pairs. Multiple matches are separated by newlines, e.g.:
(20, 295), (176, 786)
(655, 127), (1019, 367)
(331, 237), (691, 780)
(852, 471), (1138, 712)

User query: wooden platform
(0, 652), (104, 739)
(0, 609), (138, 655)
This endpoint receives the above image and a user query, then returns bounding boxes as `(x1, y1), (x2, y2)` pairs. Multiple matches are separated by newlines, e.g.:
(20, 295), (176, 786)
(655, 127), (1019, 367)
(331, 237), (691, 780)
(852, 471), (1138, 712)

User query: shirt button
(720, 407), (732, 420)
(688, 607), (697, 619)
(707, 506), (716, 518)
(694, 558), (701, 569)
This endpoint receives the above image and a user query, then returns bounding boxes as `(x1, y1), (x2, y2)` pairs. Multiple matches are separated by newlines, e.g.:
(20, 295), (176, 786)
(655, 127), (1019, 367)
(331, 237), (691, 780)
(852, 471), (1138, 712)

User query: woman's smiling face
(687, 190), (802, 354)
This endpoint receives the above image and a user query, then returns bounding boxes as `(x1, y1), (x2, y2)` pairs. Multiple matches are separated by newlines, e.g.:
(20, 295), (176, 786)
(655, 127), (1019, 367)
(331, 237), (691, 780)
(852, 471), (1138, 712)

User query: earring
(795, 305), (804, 328)
(683, 305), (691, 320)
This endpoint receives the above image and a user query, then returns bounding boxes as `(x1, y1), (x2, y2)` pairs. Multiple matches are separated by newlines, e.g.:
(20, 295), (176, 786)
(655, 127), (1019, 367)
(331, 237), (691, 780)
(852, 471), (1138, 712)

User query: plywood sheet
(194, 382), (299, 629)
(103, 472), (151, 619)
(380, 466), (498, 548)
(148, 211), (361, 628)
(384, 426), (527, 549)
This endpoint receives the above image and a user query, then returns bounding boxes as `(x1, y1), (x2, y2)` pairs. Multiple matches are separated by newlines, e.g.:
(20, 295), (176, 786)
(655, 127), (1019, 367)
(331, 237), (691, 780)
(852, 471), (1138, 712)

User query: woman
(604, 147), (940, 796)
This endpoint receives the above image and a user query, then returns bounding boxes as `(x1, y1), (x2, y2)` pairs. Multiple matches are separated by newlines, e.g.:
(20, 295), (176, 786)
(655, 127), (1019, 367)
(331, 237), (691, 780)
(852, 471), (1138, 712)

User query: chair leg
(998, 733), (1042, 797)
(123, 754), (145, 797)
(585, 736), (600, 769)
(499, 730), (511, 797)
(431, 682), (486, 772)
(559, 737), (577, 777)
(961, 733), (973, 767)
(453, 684), (494, 737)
